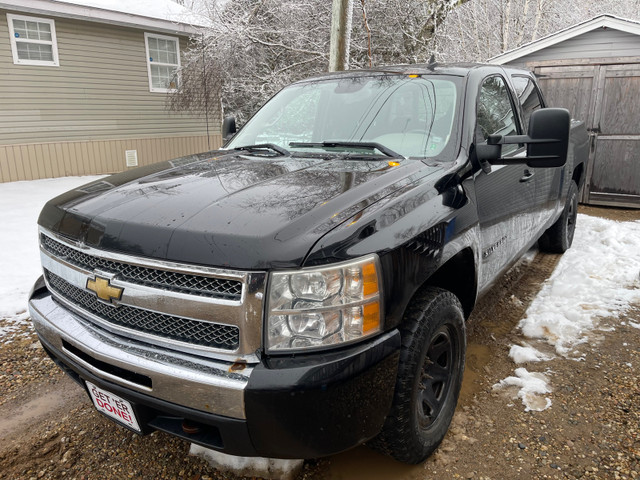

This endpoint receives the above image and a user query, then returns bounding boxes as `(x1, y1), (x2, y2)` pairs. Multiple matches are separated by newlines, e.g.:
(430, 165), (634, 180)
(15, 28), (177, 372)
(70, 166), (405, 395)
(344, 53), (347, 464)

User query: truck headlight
(266, 255), (383, 352)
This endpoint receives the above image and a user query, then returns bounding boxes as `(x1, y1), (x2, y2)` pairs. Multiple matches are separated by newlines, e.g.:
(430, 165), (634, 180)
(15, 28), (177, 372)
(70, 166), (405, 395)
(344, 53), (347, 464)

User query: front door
(474, 75), (535, 291)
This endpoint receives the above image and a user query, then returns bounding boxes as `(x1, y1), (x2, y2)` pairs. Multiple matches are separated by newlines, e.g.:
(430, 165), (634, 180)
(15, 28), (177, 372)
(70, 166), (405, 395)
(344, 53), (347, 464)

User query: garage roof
(489, 14), (640, 65)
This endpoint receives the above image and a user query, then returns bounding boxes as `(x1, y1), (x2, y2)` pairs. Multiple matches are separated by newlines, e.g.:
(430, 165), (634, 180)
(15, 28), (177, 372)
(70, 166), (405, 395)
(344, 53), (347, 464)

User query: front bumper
(29, 277), (400, 459)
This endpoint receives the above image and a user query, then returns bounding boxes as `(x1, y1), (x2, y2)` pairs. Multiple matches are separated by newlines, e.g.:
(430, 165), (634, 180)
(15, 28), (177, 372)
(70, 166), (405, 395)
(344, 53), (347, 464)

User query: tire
(370, 287), (466, 464)
(538, 180), (578, 253)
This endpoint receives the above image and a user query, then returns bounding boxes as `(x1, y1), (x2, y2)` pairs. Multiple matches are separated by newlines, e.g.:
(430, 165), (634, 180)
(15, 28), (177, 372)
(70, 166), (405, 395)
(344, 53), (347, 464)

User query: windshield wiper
(289, 141), (404, 159)
(233, 143), (290, 156)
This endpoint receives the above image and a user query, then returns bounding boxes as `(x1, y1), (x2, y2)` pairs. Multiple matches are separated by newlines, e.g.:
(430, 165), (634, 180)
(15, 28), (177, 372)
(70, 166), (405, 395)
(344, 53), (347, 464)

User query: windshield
(226, 75), (461, 160)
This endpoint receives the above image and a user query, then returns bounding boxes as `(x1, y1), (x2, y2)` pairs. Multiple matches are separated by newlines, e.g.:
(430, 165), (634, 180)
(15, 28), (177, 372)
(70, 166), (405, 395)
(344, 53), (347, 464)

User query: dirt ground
(0, 205), (638, 480)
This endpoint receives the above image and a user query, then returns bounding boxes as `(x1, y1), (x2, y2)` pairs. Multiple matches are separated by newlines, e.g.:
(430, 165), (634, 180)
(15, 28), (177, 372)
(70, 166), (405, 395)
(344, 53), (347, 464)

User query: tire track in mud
(0, 376), (85, 442)
(0, 376), (86, 477)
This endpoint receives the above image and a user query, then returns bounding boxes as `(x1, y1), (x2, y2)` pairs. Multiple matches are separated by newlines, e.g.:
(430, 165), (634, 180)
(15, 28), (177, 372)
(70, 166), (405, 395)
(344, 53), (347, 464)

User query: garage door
(535, 63), (640, 208)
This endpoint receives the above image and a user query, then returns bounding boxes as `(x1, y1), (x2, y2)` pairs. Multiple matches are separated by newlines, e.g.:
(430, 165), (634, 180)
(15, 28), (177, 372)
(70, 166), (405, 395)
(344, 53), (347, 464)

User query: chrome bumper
(29, 292), (252, 420)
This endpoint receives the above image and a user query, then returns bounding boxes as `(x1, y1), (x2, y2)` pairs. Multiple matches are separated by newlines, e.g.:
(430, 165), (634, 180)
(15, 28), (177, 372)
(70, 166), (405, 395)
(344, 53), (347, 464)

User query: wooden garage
(490, 15), (640, 208)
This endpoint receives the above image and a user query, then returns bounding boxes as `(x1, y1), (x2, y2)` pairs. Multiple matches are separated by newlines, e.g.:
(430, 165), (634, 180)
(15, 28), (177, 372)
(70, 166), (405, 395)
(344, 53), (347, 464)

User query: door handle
(519, 170), (535, 183)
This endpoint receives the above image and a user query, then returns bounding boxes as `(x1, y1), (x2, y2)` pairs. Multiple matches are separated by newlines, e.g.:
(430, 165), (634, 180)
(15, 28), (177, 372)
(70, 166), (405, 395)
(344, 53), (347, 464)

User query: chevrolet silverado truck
(29, 64), (588, 464)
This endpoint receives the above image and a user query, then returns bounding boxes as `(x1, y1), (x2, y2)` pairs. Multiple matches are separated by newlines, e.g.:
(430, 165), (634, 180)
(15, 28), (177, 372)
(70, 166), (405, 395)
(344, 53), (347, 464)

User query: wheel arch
(572, 161), (585, 192)
(422, 247), (477, 319)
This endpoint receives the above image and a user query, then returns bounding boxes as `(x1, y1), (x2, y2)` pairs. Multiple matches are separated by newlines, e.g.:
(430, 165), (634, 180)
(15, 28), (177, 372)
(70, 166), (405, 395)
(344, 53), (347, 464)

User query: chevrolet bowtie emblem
(86, 276), (123, 303)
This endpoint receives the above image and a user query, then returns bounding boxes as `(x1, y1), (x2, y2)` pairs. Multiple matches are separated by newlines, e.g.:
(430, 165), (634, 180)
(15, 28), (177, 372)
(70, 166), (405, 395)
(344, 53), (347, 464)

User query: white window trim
(6, 13), (59, 67)
(144, 32), (180, 93)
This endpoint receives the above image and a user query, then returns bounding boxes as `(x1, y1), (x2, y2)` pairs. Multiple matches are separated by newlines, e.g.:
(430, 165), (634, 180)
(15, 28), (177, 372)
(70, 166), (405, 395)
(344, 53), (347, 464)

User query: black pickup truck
(29, 64), (588, 464)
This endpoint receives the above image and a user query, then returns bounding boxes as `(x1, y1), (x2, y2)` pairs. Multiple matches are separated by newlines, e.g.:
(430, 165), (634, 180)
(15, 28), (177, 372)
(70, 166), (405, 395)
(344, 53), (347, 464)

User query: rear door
(510, 74), (561, 228)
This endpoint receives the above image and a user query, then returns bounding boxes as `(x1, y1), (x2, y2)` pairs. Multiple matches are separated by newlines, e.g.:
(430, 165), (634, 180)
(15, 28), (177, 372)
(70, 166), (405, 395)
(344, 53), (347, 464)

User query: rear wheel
(539, 180), (579, 253)
(370, 287), (466, 464)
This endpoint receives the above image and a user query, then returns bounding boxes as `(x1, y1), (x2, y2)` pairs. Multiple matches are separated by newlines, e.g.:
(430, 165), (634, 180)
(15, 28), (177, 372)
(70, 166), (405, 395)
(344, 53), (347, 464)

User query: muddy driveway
(1, 206), (638, 480)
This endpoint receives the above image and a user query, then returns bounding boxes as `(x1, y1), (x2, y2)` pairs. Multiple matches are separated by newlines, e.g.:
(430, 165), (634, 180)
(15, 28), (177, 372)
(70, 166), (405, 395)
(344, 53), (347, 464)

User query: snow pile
(493, 368), (552, 412)
(0, 176), (104, 337)
(519, 214), (640, 356)
(498, 213), (640, 412)
(509, 344), (552, 364)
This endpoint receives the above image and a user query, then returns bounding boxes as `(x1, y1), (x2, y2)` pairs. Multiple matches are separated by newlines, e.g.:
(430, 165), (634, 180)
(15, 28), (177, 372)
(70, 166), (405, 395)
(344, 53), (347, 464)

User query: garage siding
(505, 28), (640, 67)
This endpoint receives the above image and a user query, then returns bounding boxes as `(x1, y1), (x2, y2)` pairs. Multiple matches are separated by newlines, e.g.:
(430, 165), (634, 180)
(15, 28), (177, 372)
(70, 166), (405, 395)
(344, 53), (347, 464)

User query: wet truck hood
(39, 151), (443, 269)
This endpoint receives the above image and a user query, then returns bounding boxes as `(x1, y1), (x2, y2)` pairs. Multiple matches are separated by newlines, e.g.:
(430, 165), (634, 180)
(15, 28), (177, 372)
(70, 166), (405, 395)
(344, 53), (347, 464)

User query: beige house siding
(0, 135), (222, 182)
(0, 10), (221, 182)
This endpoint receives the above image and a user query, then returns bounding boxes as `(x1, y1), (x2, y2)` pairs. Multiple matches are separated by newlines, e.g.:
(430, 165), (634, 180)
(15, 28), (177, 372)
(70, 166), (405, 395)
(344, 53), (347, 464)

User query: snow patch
(493, 368), (552, 412)
(189, 444), (303, 480)
(518, 214), (640, 356)
(509, 344), (553, 364)
(0, 176), (104, 336)
(521, 247), (538, 264)
(501, 214), (640, 413)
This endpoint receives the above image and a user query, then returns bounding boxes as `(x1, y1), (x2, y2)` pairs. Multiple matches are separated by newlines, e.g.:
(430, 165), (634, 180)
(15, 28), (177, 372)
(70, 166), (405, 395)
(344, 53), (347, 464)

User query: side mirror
(524, 108), (570, 168)
(222, 116), (237, 142)
(476, 108), (571, 169)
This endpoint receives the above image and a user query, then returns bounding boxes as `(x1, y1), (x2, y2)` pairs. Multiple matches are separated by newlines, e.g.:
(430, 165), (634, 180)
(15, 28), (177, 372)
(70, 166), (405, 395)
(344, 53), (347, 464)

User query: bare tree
(170, 0), (640, 124)
(350, 0), (464, 66)
(170, 0), (460, 123)
(169, 0), (333, 123)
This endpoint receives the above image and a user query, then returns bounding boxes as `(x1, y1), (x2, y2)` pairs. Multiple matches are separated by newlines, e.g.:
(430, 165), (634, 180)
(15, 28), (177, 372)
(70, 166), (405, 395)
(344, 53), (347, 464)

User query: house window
(6, 14), (59, 66)
(144, 33), (180, 92)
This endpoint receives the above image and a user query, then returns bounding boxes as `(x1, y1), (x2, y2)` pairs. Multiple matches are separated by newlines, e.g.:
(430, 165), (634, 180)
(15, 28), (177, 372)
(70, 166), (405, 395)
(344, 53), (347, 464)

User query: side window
(477, 76), (519, 156)
(511, 76), (543, 132)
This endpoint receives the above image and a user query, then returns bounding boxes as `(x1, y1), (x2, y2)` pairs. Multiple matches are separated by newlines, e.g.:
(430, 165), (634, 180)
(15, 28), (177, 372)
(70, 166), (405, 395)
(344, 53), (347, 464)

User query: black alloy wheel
(539, 180), (579, 253)
(418, 325), (455, 429)
(370, 287), (466, 464)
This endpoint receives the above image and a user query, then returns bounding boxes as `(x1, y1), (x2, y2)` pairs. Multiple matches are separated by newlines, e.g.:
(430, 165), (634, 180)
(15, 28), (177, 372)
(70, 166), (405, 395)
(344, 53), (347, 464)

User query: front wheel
(539, 180), (579, 253)
(370, 287), (466, 464)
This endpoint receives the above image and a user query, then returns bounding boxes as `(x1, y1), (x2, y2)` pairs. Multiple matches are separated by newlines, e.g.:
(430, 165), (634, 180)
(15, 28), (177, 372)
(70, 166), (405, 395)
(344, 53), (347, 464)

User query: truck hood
(39, 151), (443, 269)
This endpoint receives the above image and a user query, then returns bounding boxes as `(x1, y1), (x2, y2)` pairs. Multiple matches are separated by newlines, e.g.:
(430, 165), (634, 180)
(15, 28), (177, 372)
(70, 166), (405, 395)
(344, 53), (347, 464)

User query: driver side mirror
(476, 108), (571, 169)
(222, 116), (237, 142)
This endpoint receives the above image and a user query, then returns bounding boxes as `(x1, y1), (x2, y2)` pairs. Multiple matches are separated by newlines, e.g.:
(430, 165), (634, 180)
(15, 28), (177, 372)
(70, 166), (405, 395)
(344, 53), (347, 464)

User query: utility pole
(329, 0), (353, 72)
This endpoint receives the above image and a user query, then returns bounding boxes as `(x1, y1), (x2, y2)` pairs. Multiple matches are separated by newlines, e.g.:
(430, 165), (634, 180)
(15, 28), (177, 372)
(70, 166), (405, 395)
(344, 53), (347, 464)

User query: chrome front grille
(45, 270), (240, 350)
(41, 234), (242, 301)
(39, 229), (266, 360)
